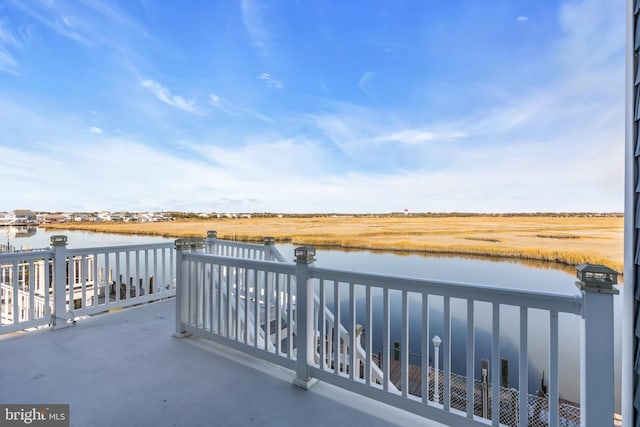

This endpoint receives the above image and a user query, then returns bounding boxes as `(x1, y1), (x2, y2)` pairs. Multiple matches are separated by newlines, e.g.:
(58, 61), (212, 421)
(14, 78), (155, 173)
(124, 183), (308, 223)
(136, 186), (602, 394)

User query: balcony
(0, 298), (432, 427)
(0, 234), (620, 426)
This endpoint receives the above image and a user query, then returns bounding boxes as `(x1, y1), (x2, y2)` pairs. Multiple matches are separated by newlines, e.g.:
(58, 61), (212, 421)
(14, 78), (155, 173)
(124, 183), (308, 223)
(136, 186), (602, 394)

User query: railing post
(205, 230), (217, 255)
(294, 246), (318, 390)
(50, 235), (71, 329)
(264, 237), (276, 261)
(575, 264), (619, 427)
(173, 238), (204, 338)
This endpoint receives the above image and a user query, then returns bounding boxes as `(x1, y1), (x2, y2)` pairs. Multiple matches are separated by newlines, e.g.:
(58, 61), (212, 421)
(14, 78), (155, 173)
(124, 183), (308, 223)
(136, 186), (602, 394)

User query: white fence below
(0, 236), (176, 334)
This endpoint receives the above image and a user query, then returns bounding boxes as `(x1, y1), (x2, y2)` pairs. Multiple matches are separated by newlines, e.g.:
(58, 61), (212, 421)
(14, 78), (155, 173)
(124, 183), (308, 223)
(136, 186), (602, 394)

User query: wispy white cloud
(7, 0), (153, 59)
(373, 40), (404, 54)
(209, 93), (273, 122)
(0, 50), (18, 74)
(557, 0), (623, 73)
(241, 0), (270, 57)
(358, 71), (375, 99)
(377, 129), (468, 145)
(89, 126), (103, 134)
(258, 73), (283, 89)
(209, 94), (233, 114)
(7, 0), (88, 44)
(140, 79), (200, 114)
(516, 16), (529, 22)
(0, 21), (20, 74)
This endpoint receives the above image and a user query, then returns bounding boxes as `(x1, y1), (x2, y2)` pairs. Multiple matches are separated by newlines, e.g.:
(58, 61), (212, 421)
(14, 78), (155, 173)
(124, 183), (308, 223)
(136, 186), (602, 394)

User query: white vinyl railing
(2, 232), (612, 426)
(0, 235), (176, 334)
(175, 237), (618, 427)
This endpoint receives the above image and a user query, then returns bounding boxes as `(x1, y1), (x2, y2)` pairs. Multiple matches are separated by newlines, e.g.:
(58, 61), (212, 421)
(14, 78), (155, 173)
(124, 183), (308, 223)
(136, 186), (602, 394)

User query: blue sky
(0, 0), (625, 213)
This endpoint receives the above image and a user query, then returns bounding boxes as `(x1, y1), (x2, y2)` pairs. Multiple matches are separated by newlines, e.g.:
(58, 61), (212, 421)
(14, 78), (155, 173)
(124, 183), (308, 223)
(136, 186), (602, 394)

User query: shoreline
(41, 215), (624, 274)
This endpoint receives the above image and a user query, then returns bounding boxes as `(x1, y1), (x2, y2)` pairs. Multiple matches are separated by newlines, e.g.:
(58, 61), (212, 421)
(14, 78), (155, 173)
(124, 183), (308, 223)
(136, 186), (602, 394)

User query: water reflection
(310, 244), (578, 275)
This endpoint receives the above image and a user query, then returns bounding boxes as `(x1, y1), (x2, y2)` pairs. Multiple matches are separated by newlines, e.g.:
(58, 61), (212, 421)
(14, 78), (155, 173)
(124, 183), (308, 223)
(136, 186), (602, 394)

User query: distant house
(13, 210), (37, 225)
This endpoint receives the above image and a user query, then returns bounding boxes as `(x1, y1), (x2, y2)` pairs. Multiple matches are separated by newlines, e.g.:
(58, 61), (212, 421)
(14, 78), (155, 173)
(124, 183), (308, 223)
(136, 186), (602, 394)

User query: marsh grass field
(43, 214), (624, 273)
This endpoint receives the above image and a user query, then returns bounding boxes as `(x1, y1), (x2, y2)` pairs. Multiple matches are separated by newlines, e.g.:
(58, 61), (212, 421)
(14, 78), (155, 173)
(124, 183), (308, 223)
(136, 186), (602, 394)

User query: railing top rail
(206, 239), (270, 251)
(183, 253), (295, 275)
(0, 250), (54, 263)
(67, 241), (174, 255)
(309, 265), (584, 315)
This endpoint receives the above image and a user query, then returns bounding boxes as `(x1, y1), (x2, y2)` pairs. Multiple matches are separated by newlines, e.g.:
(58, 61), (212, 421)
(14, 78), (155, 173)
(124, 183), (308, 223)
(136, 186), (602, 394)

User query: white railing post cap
(295, 246), (316, 264)
(575, 263), (619, 294)
(50, 235), (68, 246)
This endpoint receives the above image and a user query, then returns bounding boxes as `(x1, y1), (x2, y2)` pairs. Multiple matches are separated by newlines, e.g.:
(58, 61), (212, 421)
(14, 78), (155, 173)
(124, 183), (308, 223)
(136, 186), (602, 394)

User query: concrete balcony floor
(0, 300), (443, 427)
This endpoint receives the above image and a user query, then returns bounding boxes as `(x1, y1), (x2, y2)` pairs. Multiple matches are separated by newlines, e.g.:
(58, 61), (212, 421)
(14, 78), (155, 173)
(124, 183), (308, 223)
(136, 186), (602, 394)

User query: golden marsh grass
(43, 215), (624, 273)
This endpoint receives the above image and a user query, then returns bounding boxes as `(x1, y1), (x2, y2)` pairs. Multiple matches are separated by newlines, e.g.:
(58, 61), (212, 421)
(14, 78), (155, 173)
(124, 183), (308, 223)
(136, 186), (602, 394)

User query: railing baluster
(28, 260), (34, 320)
(365, 285), (372, 386)
(80, 256), (87, 310)
(244, 268), (250, 344)
(519, 307), (528, 427)
(422, 293), (429, 403)
(276, 273), (282, 354)
(104, 252), (111, 304)
(334, 281), (340, 375)
(92, 253), (98, 307)
(45, 256), (51, 317)
(253, 269), (259, 348)
(200, 261), (206, 329)
(466, 299), (475, 418)
(350, 282), (356, 381)
(135, 250), (140, 301)
(265, 271), (271, 351)
(491, 303), (500, 427)
(68, 256), (75, 311)
(401, 290), (409, 397)
(444, 295), (451, 410)
(208, 263), (214, 333)
(144, 249), (149, 296)
(162, 248), (166, 296)
(125, 251), (131, 300)
(115, 252), (120, 303)
(153, 248), (158, 295)
(217, 264), (223, 335)
(189, 260), (195, 326)
(12, 261), (18, 323)
(169, 247), (174, 289)
(236, 267), (241, 341)
(227, 266), (232, 339)
(383, 287), (390, 392)
(549, 310), (559, 427)
(320, 279), (326, 369)
(287, 274), (293, 359)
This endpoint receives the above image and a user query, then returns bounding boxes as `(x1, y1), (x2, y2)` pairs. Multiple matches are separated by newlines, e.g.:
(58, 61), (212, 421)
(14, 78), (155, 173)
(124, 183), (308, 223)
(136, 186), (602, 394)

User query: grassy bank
(42, 215), (624, 273)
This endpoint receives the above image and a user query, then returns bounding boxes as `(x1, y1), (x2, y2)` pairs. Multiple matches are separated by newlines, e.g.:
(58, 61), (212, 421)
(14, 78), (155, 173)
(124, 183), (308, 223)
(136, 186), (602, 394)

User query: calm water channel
(4, 227), (622, 410)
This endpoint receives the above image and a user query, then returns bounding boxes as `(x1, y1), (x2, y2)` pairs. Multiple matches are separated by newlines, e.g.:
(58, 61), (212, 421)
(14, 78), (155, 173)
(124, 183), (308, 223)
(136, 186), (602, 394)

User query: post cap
(206, 230), (217, 239)
(575, 263), (619, 294)
(175, 238), (205, 250)
(264, 236), (276, 245)
(295, 246), (316, 264)
(50, 235), (68, 246)
(432, 335), (442, 346)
